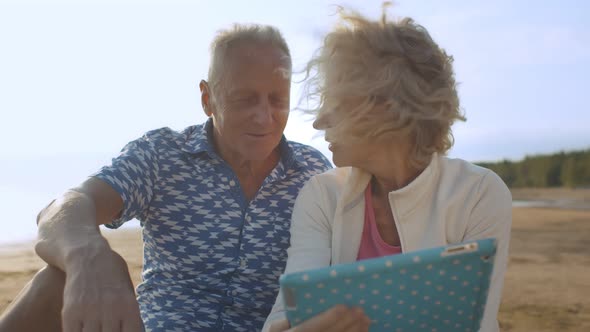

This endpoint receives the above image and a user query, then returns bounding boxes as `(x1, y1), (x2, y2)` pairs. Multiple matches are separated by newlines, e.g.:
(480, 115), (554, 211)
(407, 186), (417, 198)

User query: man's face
(207, 43), (291, 163)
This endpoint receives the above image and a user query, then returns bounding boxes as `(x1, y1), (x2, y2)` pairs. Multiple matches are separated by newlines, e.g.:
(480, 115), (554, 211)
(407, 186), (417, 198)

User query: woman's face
(313, 98), (413, 169)
(313, 106), (387, 168)
(327, 135), (377, 168)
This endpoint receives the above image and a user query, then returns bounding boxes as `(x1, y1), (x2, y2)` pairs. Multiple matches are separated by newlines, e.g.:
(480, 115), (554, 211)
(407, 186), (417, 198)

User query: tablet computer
(280, 238), (496, 332)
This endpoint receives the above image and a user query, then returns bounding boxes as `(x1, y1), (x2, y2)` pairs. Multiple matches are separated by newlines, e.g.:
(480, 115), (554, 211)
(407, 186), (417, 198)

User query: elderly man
(0, 24), (332, 332)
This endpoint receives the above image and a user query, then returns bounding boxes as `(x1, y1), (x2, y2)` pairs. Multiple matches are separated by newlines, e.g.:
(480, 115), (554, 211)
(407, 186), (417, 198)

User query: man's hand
(61, 249), (143, 332)
(269, 305), (371, 332)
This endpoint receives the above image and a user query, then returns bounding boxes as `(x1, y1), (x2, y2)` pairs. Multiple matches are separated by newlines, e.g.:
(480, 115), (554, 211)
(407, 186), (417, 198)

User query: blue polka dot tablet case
(280, 238), (496, 332)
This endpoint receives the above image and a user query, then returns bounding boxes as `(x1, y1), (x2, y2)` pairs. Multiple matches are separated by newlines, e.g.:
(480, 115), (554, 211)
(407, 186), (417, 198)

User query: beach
(1, 189), (589, 331)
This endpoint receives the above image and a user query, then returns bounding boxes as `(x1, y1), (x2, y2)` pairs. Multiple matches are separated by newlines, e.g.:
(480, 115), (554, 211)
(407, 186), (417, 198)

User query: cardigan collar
(339, 153), (440, 217)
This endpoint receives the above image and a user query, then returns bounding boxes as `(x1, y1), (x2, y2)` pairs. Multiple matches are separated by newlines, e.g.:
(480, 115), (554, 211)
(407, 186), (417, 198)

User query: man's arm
(35, 177), (122, 270)
(35, 177), (143, 332)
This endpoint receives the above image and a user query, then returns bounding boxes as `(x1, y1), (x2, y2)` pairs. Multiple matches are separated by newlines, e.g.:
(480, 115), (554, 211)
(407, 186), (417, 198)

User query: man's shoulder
(143, 124), (200, 140)
(142, 126), (179, 141)
(286, 140), (324, 156)
(139, 124), (203, 150)
(286, 140), (332, 170)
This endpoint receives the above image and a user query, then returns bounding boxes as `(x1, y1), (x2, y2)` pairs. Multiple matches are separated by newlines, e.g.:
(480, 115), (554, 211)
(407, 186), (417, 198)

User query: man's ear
(199, 80), (213, 117)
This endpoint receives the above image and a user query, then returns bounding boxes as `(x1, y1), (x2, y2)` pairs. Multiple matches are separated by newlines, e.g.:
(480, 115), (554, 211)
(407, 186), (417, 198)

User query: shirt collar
(180, 118), (215, 155)
(339, 153), (439, 217)
(279, 138), (309, 170)
(181, 118), (307, 170)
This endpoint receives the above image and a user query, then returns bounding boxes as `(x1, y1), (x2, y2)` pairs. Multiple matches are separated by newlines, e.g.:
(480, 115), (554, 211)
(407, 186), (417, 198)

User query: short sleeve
(92, 134), (161, 228)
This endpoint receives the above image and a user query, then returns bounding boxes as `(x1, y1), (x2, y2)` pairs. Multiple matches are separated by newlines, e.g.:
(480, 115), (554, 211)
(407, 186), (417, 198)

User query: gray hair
(208, 24), (292, 92)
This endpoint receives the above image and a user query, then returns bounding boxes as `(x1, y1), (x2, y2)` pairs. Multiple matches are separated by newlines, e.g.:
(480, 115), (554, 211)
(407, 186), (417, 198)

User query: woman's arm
(263, 175), (369, 331)
(264, 176), (332, 328)
(463, 171), (512, 332)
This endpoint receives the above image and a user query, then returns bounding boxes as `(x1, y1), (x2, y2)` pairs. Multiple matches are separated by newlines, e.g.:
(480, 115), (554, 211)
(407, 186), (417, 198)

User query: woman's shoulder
(440, 156), (505, 183)
(309, 167), (353, 187)
(439, 156), (511, 202)
(300, 167), (364, 205)
(440, 155), (490, 176)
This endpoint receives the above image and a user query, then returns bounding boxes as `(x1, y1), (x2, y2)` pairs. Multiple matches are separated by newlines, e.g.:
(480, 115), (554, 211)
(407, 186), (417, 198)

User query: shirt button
(229, 180), (236, 187)
(240, 258), (247, 268)
(245, 215), (251, 222)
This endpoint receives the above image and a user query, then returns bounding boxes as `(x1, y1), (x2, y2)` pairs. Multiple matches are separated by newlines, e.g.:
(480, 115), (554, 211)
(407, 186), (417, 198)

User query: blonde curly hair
(305, 4), (465, 168)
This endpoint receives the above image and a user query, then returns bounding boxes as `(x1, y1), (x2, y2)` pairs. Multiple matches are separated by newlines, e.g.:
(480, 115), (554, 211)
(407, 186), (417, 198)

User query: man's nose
(252, 100), (273, 125)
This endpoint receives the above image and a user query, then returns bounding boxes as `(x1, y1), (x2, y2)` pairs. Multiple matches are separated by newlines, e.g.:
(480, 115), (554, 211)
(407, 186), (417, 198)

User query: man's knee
(28, 265), (65, 314)
(33, 265), (66, 291)
(0, 265), (65, 332)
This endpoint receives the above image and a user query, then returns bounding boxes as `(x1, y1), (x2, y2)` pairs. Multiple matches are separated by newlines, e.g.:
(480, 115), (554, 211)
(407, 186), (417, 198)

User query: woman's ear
(199, 80), (213, 117)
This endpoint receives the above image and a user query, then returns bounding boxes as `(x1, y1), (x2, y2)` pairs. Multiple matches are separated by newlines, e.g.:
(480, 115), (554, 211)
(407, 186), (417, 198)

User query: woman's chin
(331, 156), (349, 168)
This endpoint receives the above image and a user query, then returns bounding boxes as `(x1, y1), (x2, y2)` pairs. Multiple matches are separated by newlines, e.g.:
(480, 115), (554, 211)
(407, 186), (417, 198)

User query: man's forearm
(35, 190), (111, 272)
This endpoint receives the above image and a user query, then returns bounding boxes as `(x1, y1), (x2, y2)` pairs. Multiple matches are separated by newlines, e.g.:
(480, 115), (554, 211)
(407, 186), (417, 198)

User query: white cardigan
(263, 154), (512, 332)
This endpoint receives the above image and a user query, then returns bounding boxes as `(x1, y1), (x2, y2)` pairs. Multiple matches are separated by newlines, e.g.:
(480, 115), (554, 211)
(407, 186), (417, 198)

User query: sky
(0, 0), (589, 244)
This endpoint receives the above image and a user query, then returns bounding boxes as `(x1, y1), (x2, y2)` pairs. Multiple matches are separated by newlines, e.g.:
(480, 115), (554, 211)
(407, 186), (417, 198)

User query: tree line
(476, 148), (590, 188)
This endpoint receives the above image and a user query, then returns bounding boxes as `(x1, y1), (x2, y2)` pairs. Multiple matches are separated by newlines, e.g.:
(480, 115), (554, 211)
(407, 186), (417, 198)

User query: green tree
(477, 148), (590, 188)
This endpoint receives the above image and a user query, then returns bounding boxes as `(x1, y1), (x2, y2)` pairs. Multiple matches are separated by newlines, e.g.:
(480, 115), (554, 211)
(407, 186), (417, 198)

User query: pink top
(357, 183), (402, 261)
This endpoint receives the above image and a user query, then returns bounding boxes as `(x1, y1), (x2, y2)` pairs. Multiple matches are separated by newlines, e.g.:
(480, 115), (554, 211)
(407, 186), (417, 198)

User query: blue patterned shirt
(93, 119), (332, 331)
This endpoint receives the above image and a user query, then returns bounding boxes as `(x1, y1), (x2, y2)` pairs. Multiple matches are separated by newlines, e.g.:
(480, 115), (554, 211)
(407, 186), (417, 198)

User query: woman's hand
(269, 305), (371, 332)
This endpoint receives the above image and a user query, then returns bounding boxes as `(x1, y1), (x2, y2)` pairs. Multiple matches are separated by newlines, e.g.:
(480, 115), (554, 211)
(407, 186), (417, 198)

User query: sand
(1, 189), (589, 331)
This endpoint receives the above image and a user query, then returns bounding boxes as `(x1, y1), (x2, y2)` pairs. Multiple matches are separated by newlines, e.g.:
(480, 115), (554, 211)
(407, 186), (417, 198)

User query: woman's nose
(312, 118), (322, 130)
(313, 112), (332, 130)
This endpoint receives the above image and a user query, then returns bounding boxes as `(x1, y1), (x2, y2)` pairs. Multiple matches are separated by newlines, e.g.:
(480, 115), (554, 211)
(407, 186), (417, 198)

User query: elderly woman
(264, 6), (512, 332)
